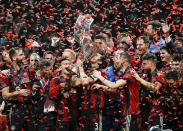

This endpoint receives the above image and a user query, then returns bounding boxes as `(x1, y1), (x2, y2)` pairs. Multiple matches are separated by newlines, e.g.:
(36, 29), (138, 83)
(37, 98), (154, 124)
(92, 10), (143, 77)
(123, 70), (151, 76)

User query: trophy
(74, 14), (99, 61)
(74, 14), (94, 43)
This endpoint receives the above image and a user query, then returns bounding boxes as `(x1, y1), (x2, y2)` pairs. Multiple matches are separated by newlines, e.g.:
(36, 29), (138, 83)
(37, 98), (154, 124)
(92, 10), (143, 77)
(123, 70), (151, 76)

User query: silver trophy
(74, 14), (94, 43)
(81, 35), (100, 61)
(74, 14), (99, 61)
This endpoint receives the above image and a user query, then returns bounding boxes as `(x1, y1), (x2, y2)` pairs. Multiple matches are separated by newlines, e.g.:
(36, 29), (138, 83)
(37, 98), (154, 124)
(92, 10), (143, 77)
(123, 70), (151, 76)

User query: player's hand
(19, 89), (31, 96)
(93, 70), (102, 78)
(0, 70), (10, 77)
(131, 69), (141, 80)
(32, 85), (40, 91)
(51, 37), (59, 47)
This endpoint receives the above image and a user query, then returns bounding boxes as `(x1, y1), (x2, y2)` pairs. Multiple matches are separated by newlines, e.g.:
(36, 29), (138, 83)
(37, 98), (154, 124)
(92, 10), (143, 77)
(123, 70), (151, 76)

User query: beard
(16, 60), (24, 67)
(143, 68), (151, 74)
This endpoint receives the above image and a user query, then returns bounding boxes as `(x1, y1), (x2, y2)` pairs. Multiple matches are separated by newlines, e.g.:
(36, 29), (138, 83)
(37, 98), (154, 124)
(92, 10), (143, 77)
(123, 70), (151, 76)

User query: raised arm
(71, 75), (82, 87)
(77, 59), (94, 86)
